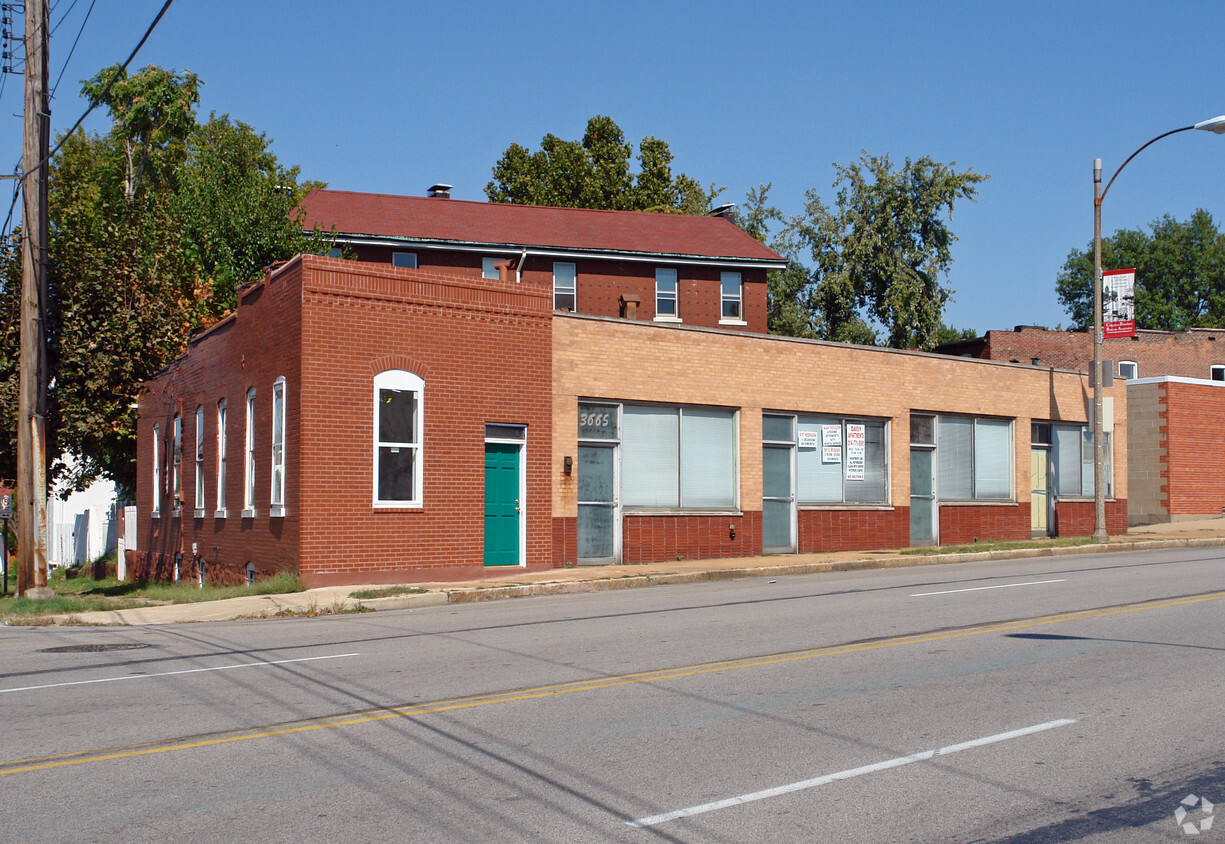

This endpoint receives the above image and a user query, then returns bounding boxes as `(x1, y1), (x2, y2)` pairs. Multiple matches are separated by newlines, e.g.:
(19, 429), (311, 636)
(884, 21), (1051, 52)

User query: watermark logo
(1175, 794), (1214, 835)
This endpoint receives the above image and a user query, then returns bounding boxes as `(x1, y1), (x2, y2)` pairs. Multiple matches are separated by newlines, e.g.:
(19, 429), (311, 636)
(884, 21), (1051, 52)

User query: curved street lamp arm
(1100, 125), (1195, 203)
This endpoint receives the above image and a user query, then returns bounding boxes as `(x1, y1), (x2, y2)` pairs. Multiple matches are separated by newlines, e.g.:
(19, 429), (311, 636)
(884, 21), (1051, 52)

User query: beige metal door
(1031, 449), (1050, 536)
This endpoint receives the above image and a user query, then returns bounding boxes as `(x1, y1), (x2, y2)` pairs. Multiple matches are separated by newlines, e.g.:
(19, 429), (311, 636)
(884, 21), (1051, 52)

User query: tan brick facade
(552, 315), (1127, 564)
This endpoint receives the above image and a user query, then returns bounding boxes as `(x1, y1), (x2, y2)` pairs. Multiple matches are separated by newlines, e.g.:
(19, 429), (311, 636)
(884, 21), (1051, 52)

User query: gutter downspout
(516, 247), (528, 284)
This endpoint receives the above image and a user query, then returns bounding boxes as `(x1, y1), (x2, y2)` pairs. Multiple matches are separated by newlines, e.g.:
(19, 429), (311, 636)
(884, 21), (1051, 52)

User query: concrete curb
(35, 534), (1225, 626)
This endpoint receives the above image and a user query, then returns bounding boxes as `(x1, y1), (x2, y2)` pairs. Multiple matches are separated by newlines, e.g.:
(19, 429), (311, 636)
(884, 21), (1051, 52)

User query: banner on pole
(1103, 268), (1136, 339)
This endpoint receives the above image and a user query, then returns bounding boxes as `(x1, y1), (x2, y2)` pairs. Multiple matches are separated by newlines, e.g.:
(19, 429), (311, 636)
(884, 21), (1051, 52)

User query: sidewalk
(48, 518), (1225, 626)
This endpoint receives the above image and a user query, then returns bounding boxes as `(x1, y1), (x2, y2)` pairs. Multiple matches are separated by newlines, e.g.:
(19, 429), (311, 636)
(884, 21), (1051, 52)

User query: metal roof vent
(710, 202), (736, 221)
(427, 183), (453, 198)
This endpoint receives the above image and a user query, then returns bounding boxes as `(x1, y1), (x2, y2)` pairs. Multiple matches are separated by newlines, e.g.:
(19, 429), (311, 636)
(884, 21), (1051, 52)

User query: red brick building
(936, 324), (1225, 382)
(299, 187), (783, 333)
(133, 192), (1127, 586)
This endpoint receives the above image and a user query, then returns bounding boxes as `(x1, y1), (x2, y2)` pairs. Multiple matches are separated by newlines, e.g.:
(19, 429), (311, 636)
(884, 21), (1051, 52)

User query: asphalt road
(1, 546), (1223, 843)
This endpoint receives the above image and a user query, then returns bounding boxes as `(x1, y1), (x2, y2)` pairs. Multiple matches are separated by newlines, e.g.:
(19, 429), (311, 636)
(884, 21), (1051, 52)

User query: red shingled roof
(298, 189), (785, 264)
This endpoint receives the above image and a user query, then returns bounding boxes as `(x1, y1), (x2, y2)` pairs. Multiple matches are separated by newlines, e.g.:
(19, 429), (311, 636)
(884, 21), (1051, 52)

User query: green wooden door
(484, 443), (521, 566)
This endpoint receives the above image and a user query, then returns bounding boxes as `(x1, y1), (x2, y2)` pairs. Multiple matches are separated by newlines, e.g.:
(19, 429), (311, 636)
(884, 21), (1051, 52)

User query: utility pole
(17, 0), (51, 598)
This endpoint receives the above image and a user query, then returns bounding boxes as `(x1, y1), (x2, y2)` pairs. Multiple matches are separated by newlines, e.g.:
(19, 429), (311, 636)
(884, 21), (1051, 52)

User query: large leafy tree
(486, 115), (722, 213)
(0, 64), (326, 496)
(775, 153), (987, 349)
(1056, 209), (1225, 330)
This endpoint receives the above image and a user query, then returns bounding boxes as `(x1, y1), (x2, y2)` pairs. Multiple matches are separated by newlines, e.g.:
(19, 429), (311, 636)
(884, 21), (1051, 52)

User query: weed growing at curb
(349, 585), (429, 599)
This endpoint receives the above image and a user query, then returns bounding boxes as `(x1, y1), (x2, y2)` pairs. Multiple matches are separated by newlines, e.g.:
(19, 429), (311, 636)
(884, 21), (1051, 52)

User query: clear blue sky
(3, 0), (1223, 335)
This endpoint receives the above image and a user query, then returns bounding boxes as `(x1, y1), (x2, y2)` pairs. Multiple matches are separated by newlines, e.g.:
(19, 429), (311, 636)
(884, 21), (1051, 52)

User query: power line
(18, 0), (175, 183)
(50, 0), (95, 100)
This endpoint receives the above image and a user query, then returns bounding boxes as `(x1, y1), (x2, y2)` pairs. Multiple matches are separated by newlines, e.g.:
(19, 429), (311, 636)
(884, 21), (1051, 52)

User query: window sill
(241, 508), (258, 519)
(373, 502), (423, 510)
(718, 318), (748, 326)
(214, 509), (228, 519)
(653, 315), (682, 324)
(151, 511), (161, 520)
(798, 503), (894, 511)
(622, 507), (742, 517)
(269, 505), (286, 518)
(939, 500), (1017, 506)
(171, 507), (181, 519)
(193, 509), (206, 519)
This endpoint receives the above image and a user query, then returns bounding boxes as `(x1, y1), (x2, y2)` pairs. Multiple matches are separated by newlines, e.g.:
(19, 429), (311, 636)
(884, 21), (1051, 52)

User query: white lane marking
(911, 578), (1066, 597)
(0, 653), (359, 694)
(627, 718), (1076, 828)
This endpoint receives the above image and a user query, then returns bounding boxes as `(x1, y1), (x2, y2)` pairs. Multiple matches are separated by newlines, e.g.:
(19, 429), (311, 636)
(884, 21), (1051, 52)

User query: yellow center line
(4, 590), (1222, 777)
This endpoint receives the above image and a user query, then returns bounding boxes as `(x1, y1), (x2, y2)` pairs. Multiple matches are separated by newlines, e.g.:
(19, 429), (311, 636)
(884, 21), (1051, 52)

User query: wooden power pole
(17, 0), (50, 598)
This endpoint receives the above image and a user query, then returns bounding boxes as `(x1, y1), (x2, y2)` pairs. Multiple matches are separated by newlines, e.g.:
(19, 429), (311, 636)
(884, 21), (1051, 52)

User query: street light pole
(1091, 115), (1225, 542)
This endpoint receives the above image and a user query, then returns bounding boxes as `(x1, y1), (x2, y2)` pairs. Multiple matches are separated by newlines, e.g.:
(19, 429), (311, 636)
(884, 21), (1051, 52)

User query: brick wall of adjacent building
(1157, 379), (1225, 519)
(346, 245), (768, 333)
(553, 315), (1127, 563)
(940, 325), (1225, 381)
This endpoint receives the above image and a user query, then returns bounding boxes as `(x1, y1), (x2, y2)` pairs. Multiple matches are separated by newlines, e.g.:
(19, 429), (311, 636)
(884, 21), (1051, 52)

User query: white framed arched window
(243, 388), (257, 517)
(374, 370), (424, 507)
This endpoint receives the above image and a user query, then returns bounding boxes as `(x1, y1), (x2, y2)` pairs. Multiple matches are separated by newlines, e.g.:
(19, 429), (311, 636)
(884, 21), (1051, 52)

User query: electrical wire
(50, 0), (96, 100)
(20, 0), (176, 182)
(1, 0), (175, 242)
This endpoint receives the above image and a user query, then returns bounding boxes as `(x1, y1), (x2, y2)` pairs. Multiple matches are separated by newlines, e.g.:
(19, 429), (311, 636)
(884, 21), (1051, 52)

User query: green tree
(0, 64), (328, 496)
(777, 152), (987, 349)
(1056, 209), (1225, 330)
(486, 115), (723, 213)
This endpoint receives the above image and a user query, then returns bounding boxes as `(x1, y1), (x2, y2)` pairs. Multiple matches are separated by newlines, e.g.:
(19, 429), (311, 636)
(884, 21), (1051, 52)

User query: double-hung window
(216, 400), (227, 517)
(374, 370), (423, 506)
(194, 407), (205, 516)
(553, 262), (576, 311)
(621, 405), (737, 509)
(655, 268), (678, 319)
(270, 377), (286, 516)
(720, 272), (743, 322)
(152, 423), (161, 517)
(243, 388), (257, 517)
(1118, 360), (1137, 380)
(392, 251), (418, 269)
(937, 416), (1013, 500)
(171, 415), (182, 515)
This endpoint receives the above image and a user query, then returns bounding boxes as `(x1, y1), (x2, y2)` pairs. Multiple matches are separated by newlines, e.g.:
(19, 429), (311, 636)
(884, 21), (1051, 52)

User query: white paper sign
(798, 431), (819, 449)
(845, 423), (866, 481)
(822, 425), (842, 446)
(822, 445), (842, 463)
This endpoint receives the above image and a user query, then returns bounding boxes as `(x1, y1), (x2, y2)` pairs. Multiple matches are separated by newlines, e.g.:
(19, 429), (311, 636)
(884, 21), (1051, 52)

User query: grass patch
(900, 536), (1096, 556)
(0, 569), (305, 623)
(348, 585), (429, 600)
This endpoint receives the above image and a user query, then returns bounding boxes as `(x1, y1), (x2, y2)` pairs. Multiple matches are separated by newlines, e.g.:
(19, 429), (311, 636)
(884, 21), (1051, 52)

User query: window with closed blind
(621, 404), (737, 509)
(937, 416), (1013, 501)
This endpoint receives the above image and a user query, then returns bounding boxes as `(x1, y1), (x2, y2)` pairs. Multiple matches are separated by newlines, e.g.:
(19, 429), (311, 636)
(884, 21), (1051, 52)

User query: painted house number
(578, 405), (618, 439)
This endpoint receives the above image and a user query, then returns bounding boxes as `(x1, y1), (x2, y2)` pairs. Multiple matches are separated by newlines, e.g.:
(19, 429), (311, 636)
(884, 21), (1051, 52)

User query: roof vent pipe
(427, 183), (452, 198)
